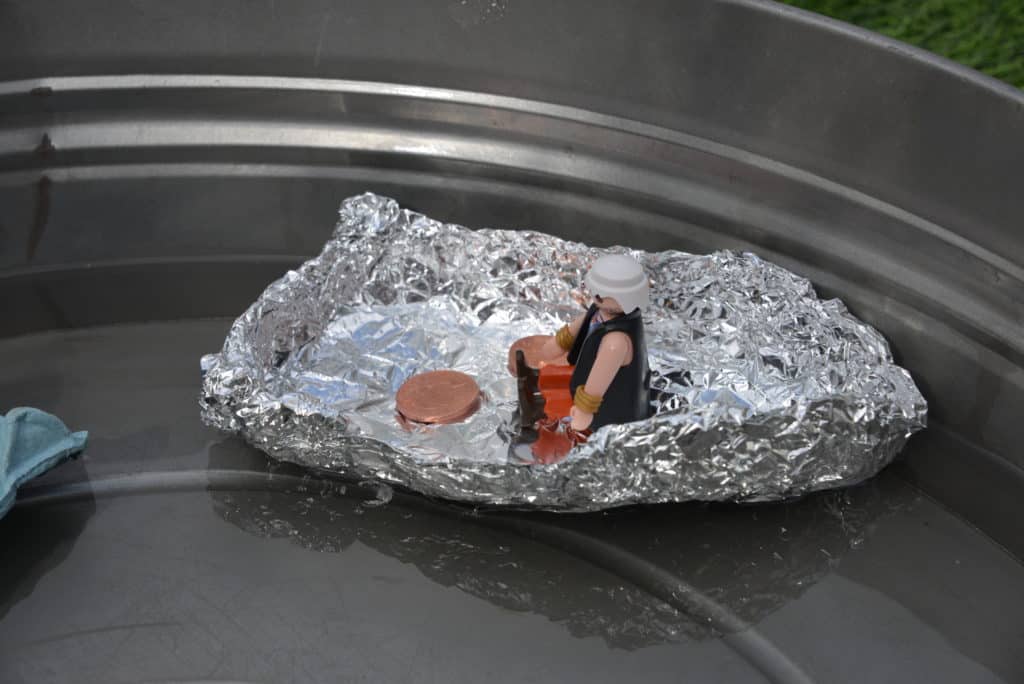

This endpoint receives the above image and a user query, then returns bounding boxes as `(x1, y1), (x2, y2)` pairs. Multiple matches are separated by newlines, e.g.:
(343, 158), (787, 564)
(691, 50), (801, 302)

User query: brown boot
(515, 349), (547, 429)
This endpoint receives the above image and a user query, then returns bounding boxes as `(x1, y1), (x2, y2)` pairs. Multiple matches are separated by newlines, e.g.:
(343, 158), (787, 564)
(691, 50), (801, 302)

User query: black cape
(567, 304), (652, 430)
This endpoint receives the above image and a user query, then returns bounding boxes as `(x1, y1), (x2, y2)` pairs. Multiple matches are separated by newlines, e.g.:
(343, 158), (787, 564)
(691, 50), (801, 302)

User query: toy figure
(513, 254), (652, 460)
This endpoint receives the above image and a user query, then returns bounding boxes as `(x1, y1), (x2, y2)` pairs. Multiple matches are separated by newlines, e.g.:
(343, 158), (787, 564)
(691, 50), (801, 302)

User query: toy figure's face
(593, 294), (625, 318)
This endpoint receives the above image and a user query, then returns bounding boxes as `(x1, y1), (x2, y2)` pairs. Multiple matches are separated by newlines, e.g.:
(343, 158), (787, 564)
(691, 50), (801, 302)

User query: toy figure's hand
(569, 405), (594, 431)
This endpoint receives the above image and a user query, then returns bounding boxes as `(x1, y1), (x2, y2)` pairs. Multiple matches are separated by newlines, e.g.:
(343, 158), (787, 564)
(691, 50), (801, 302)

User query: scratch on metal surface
(27, 175), (51, 262)
(18, 621), (181, 648)
(313, 8), (334, 70)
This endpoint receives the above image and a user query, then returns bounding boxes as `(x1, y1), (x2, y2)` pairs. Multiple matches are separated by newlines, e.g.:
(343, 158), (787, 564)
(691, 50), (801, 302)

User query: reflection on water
(0, 458), (96, 621)
(208, 439), (917, 649)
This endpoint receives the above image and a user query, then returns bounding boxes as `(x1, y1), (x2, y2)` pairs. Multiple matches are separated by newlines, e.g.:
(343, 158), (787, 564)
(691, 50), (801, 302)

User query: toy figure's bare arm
(583, 331), (632, 395)
(538, 311), (588, 361)
(569, 331), (632, 430)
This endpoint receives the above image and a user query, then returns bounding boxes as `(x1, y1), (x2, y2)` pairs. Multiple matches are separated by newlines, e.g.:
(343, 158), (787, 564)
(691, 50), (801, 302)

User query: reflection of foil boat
(206, 441), (913, 650)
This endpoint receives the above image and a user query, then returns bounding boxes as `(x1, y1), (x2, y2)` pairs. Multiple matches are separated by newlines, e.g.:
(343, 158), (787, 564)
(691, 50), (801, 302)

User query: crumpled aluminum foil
(200, 192), (927, 510)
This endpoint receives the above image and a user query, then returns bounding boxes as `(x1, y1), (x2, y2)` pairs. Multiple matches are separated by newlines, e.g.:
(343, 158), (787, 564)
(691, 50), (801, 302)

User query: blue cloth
(0, 408), (87, 519)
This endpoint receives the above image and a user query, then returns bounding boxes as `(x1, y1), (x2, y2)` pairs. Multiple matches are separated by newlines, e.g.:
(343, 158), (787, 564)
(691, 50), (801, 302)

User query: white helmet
(584, 253), (650, 314)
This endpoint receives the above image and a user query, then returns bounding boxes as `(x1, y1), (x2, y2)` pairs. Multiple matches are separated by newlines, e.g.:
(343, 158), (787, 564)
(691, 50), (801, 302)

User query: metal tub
(1, 2), (1022, 681)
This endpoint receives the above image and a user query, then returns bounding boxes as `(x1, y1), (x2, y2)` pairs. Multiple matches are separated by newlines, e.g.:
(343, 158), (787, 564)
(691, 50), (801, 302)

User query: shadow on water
(0, 457), (95, 621)
(207, 438), (917, 649)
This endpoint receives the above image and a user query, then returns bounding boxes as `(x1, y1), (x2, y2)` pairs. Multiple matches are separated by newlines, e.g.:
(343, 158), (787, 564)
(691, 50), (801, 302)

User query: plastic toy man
(519, 253), (652, 445)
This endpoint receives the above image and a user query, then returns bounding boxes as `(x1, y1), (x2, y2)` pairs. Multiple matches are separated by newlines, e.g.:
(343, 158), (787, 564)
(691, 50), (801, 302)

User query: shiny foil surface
(200, 193), (927, 510)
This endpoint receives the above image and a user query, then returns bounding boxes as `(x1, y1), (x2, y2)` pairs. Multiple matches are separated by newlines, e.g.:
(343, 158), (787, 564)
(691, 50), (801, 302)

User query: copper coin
(395, 370), (481, 424)
(507, 335), (569, 376)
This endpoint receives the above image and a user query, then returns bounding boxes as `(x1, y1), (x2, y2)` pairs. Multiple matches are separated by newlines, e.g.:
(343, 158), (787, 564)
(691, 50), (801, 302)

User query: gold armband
(573, 386), (603, 414)
(555, 324), (575, 351)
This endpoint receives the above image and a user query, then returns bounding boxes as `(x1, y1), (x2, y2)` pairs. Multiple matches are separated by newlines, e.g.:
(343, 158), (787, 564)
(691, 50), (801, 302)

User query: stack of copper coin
(506, 335), (569, 376)
(395, 369), (482, 425)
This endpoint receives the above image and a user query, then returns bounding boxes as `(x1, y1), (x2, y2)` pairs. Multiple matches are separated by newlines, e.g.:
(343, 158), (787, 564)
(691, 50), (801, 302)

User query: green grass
(781, 0), (1024, 88)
